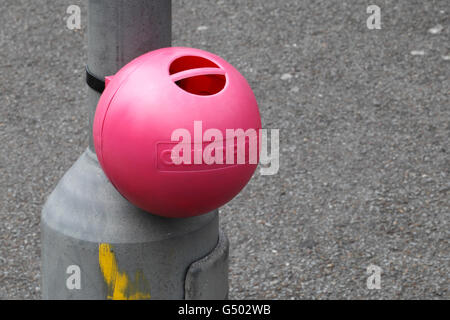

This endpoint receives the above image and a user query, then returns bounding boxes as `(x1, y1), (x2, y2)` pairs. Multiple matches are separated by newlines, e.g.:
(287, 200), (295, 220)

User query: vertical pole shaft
(87, 0), (171, 152)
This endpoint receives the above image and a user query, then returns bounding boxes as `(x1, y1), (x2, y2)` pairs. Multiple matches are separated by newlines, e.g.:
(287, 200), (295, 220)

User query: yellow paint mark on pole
(98, 243), (151, 300)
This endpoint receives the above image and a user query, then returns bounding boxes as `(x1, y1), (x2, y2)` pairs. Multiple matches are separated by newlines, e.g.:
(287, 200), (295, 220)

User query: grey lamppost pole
(41, 0), (229, 300)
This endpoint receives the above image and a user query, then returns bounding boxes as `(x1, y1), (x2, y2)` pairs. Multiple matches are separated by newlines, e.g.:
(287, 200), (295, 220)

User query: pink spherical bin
(93, 47), (261, 218)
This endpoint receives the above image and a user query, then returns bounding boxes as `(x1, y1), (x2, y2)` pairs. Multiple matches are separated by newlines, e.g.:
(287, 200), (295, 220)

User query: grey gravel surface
(0, 0), (449, 299)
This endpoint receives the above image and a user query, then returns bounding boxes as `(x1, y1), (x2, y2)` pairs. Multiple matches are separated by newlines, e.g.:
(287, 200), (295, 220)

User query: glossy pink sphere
(93, 47), (261, 217)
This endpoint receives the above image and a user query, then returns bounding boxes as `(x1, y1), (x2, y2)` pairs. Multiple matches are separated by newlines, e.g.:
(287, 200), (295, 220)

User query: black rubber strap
(86, 65), (105, 93)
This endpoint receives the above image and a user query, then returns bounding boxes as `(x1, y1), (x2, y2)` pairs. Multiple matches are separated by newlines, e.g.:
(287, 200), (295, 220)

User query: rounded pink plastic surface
(93, 47), (261, 217)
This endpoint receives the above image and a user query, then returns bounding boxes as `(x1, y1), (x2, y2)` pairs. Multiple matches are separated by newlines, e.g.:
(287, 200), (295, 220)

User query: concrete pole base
(41, 149), (229, 299)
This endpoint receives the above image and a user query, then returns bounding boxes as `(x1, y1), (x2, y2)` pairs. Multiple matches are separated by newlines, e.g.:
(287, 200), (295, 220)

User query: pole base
(41, 148), (228, 299)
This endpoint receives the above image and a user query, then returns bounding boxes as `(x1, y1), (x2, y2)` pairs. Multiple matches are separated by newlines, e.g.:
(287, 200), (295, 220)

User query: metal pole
(87, 0), (172, 152)
(41, 0), (229, 300)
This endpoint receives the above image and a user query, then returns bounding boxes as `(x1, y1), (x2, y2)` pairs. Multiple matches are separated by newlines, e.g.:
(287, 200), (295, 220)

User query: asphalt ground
(0, 0), (448, 299)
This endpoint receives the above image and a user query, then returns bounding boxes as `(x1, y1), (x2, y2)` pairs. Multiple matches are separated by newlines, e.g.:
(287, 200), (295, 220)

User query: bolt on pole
(41, 0), (229, 300)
